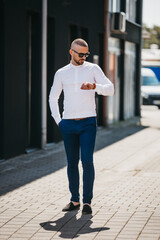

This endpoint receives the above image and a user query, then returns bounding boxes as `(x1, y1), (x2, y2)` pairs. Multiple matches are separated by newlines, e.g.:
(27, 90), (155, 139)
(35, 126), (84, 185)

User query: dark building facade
(0, 0), (143, 160)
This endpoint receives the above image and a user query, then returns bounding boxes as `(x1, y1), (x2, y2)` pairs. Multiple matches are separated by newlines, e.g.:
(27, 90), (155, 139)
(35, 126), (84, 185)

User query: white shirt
(49, 61), (114, 124)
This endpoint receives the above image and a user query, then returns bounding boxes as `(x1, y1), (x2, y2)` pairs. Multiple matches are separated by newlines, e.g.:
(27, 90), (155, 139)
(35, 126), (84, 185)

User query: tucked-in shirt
(49, 61), (114, 124)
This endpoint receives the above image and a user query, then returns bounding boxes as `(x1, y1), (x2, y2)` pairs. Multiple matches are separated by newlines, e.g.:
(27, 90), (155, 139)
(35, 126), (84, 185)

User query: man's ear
(69, 49), (72, 55)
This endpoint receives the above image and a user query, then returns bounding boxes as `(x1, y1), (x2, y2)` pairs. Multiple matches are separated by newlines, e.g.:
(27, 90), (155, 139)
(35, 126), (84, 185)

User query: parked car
(141, 68), (160, 109)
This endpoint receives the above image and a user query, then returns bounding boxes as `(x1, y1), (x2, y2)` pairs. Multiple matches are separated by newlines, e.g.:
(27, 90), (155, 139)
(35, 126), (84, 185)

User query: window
(126, 0), (137, 22)
(109, 0), (120, 12)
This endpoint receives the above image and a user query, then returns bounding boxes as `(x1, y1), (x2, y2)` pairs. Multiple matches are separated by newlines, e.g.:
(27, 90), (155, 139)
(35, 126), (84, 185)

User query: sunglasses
(72, 49), (90, 58)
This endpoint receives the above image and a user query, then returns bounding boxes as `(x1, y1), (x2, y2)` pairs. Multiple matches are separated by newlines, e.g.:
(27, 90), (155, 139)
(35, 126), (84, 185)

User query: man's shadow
(40, 211), (110, 238)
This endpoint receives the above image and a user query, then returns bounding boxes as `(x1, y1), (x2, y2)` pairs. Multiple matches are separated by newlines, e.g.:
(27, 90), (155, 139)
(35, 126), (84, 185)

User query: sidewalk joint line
(136, 211), (154, 240)
(1, 208), (27, 238)
(114, 211), (136, 240)
(28, 208), (62, 240)
(8, 208), (46, 239)
(92, 210), (117, 240)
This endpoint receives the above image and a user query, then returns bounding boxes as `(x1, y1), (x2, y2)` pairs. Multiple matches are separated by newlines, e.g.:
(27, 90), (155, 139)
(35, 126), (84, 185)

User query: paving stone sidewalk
(0, 106), (160, 240)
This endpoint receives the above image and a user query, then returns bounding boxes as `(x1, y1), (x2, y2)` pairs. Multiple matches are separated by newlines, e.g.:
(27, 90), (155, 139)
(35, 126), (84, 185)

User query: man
(49, 38), (114, 214)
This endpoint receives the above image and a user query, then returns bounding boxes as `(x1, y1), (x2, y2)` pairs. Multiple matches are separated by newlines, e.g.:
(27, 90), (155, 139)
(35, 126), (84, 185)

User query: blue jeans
(59, 117), (97, 204)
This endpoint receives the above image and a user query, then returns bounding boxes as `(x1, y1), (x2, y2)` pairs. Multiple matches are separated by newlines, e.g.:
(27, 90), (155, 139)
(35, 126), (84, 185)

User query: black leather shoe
(82, 204), (92, 214)
(62, 202), (80, 212)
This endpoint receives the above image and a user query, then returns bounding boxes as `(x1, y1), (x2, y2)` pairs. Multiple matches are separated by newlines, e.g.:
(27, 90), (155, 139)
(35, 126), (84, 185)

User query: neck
(71, 59), (79, 66)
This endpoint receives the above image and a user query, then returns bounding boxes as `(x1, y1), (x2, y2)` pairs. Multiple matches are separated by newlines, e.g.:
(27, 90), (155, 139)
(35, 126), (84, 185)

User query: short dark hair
(71, 38), (88, 48)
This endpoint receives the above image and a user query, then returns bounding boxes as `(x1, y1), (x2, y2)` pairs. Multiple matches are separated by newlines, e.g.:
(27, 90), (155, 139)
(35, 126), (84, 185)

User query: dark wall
(0, 0), (4, 159)
(2, 0), (42, 158)
(3, 1), (27, 158)
(2, 0), (105, 159)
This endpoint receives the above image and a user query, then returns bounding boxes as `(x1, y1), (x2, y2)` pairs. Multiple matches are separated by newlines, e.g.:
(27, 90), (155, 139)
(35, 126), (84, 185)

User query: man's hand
(81, 82), (96, 90)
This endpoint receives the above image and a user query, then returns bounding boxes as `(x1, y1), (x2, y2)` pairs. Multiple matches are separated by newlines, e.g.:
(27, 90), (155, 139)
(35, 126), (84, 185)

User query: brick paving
(0, 106), (160, 240)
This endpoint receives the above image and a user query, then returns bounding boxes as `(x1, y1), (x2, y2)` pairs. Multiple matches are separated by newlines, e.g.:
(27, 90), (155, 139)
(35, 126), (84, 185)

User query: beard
(74, 57), (85, 65)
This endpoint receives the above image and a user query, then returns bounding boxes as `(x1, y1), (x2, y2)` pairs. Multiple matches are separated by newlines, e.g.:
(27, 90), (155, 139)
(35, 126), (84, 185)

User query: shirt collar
(70, 61), (85, 69)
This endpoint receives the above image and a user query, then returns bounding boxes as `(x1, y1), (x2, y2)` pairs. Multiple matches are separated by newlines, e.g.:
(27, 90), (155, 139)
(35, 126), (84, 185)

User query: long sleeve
(49, 71), (62, 125)
(94, 64), (114, 96)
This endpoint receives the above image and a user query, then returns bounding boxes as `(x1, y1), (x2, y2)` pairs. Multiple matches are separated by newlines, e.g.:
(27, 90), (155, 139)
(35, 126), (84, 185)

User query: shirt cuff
(94, 84), (102, 94)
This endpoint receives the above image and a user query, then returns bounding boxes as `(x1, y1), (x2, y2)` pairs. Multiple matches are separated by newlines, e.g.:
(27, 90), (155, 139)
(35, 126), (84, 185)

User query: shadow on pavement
(95, 125), (147, 152)
(0, 124), (146, 196)
(40, 211), (110, 238)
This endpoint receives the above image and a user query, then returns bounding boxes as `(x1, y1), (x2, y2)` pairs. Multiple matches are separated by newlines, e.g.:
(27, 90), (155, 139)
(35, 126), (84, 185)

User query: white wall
(124, 42), (136, 119)
(107, 38), (120, 124)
